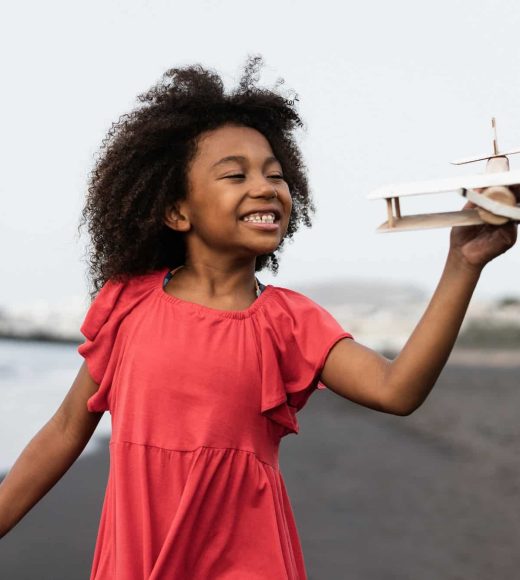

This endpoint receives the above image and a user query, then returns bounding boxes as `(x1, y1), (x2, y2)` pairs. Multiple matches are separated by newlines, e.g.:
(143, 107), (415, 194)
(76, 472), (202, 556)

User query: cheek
(282, 190), (293, 216)
(197, 206), (240, 238)
(191, 191), (232, 222)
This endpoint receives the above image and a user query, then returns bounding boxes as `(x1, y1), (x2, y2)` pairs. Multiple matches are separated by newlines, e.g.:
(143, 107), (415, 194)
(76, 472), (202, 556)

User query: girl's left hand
(449, 188), (518, 270)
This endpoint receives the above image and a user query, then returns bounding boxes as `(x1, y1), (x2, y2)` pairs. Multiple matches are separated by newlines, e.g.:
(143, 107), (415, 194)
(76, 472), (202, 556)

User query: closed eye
(223, 173), (284, 180)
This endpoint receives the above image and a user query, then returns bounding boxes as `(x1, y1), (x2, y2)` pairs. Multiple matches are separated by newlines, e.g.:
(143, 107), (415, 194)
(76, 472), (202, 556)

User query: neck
(174, 256), (258, 299)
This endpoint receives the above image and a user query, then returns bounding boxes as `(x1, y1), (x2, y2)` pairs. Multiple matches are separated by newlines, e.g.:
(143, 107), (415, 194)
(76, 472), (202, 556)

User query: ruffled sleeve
(77, 271), (158, 413)
(252, 287), (353, 437)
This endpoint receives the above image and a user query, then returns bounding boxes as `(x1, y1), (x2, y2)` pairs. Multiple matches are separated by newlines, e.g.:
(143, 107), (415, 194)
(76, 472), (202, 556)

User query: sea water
(0, 338), (111, 475)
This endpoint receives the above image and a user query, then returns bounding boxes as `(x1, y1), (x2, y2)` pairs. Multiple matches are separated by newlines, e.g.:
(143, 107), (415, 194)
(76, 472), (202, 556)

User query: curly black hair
(78, 56), (316, 300)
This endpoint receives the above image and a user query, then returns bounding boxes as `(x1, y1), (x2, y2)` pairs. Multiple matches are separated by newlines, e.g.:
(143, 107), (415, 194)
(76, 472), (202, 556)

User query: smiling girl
(0, 56), (516, 579)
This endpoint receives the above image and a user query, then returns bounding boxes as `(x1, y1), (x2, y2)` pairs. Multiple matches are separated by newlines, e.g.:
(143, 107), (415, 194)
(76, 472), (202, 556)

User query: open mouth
(239, 207), (282, 224)
(241, 211), (278, 224)
(239, 211), (281, 231)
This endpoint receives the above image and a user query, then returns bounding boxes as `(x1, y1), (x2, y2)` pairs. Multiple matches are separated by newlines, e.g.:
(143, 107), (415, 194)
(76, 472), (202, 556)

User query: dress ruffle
(78, 272), (158, 413)
(252, 288), (353, 437)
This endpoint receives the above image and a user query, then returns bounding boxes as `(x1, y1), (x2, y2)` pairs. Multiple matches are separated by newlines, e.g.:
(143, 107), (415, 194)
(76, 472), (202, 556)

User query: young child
(0, 56), (517, 579)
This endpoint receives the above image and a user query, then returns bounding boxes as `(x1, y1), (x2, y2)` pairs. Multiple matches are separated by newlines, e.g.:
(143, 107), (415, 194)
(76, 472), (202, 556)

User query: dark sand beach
(1, 352), (519, 579)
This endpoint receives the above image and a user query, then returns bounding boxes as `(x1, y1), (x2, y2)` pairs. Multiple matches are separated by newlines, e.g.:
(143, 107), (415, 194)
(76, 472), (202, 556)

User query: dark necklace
(163, 266), (265, 298)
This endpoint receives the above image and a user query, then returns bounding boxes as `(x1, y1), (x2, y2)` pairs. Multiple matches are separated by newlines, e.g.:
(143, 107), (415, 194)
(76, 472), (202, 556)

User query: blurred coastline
(1, 277), (520, 353)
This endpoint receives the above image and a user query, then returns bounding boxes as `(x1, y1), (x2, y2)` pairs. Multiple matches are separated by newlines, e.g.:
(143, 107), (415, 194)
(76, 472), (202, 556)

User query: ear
(164, 201), (191, 233)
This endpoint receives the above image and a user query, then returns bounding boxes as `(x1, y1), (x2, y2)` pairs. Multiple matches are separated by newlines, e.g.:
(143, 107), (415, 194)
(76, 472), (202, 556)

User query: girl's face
(168, 124), (292, 261)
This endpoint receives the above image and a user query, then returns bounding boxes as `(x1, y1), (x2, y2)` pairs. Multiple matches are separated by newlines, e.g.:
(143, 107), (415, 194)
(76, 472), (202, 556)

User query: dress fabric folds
(78, 267), (353, 579)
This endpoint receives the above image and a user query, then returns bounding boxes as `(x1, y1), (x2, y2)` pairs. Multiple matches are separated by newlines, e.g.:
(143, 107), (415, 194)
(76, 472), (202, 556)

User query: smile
(242, 212), (276, 224)
(240, 211), (280, 231)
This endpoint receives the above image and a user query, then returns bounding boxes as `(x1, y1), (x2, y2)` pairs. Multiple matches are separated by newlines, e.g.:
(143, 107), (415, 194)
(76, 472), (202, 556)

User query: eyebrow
(211, 155), (280, 170)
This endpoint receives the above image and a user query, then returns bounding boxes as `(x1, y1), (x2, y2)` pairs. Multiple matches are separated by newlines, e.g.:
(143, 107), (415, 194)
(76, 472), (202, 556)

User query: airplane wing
(367, 168), (520, 200)
(376, 209), (485, 233)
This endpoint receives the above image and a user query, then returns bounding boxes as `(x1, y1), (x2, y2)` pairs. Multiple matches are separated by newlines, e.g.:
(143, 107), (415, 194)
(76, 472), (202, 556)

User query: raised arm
(320, 203), (518, 416)
(0, 362), (104, 538)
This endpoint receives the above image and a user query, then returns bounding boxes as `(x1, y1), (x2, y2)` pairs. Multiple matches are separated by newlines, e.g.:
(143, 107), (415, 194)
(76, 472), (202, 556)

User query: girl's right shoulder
(79, 269), (160, 343)
(77, 270), (161, 399)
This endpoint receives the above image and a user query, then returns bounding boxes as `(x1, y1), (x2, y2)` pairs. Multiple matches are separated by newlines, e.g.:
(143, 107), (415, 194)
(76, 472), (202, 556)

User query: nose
(250, 177), (278, 199)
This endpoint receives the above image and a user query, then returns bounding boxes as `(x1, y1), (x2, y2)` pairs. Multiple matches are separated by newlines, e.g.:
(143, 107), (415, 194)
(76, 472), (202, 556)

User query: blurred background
(1, 0), (519, 578)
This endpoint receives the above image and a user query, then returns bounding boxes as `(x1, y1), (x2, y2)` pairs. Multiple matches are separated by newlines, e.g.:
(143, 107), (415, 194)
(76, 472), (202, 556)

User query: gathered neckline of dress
(155, 266), (275, 320)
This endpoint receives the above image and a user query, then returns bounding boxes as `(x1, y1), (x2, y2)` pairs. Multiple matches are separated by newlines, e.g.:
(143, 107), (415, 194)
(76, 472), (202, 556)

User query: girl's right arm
(0, 362), (104, 538)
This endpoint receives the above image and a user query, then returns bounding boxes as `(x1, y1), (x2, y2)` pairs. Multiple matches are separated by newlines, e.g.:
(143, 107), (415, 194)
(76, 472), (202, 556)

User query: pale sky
(1, 0), (520, 312)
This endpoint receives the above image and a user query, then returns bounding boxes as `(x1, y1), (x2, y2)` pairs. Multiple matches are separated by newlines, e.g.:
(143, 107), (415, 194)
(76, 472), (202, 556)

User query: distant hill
(290, 277), (426, 308)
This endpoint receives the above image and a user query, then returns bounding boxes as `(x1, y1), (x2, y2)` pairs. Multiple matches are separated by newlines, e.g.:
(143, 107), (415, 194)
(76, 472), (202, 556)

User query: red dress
(78, 267), (353, 579)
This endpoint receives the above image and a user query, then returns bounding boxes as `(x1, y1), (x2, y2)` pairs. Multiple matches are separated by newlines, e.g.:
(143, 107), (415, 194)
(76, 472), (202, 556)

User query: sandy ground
(1, 356), (519, 579)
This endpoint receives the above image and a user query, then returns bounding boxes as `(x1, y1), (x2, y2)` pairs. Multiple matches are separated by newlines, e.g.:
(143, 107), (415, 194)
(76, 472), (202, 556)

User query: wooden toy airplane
(368, 118), (520, 232)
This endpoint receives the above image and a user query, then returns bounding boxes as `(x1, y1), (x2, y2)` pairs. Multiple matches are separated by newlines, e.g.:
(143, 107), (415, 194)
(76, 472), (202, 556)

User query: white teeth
(242, 212), (276, 223)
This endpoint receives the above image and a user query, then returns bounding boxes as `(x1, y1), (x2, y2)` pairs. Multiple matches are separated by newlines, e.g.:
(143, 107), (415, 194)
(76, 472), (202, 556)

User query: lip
(240, 221), (280, 231)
